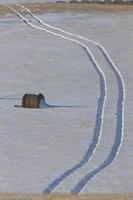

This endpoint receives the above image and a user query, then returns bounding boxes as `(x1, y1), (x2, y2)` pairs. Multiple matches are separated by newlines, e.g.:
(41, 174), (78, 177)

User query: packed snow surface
(0, 11), (133, 193)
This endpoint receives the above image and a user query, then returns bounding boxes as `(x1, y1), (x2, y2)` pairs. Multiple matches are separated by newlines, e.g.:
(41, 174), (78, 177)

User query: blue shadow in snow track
(43, 46), (106, 193)
(71, 48), (125, 194)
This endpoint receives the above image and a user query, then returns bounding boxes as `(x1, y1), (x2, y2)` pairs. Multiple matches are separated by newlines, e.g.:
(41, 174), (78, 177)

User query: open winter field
(0, 2), (133, 199)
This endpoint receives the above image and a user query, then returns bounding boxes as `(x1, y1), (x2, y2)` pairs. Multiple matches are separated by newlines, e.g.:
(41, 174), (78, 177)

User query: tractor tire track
(71, 67), (125, 193)
(19, 6), (125, 194)
(4, 4), (107, 193)
(18, 5), (125, 195)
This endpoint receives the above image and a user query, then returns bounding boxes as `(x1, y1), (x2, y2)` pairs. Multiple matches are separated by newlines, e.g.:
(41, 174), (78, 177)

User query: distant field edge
(0, 193), (133, 200)
(0, 3), (133, 15)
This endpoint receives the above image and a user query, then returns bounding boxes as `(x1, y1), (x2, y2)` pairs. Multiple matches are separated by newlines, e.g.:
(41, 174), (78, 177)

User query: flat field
(0, 1), (132, 197)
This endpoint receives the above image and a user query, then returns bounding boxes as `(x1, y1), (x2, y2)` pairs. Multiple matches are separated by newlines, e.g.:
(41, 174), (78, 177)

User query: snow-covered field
(0, 9), (133, 194)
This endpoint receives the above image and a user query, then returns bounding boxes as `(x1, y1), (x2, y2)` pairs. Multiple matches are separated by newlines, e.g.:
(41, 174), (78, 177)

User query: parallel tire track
(5, 4), (125, 194)
(4, 4), (107, 193)
(19, 6), (125, 195)
(71, 67), (125, 193)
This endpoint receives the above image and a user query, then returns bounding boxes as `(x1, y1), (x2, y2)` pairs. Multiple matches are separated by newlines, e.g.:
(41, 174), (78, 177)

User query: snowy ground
(0, 11), (133, 194)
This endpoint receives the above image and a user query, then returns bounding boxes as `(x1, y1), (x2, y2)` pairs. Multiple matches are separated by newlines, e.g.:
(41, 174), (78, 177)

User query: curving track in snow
(4, 4), (107, 193)
(19, 5), (125, 194)
(4, 4), (125, 194)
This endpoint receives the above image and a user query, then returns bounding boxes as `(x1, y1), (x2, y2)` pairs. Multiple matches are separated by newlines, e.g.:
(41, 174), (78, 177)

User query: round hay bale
(22, 93), (45, 108)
